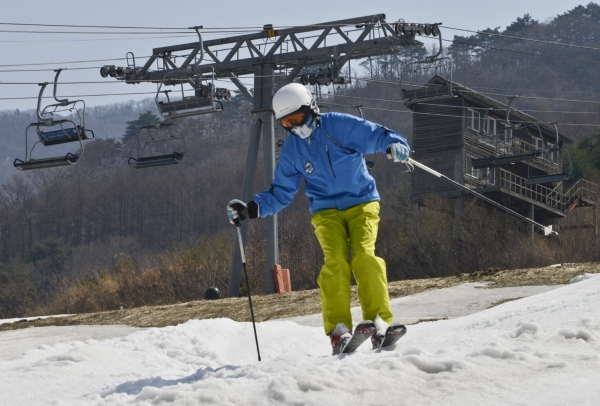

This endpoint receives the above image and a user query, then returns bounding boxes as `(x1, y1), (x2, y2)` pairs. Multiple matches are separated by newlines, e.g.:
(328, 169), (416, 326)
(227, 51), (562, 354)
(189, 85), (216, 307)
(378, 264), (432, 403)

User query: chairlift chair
(502, 98), (572, 185)
(128, 121), (187, 169)
(526, 123), (572, 185)
(399, 26), (455, 104)
(471, 98), (548, 170)
(13, 69), (94, 171)
(155, 69), (226, 120)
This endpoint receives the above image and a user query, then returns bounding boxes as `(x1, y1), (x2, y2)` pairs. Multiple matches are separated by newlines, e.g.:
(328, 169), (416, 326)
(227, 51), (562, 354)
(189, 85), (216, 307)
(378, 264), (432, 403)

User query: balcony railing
(565, 178), (597, 203)
(496, 169), (596, 212)
(470, 133), (560, 174)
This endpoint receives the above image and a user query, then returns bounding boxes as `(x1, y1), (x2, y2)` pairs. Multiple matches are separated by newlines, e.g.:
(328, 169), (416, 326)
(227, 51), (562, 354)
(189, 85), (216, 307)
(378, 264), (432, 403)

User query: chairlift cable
(2, 72), (600, 111)
(322, 90), (600, 108)
(0, 26), (360, 68)
(0, 24), (374, 35)
(0, 91), (158, 100)
(0, 21), (384, 30)
(0, 67), (100, 73)
(0, 89), (598, 128)
(445, 38), (600, 66)
(407, 100), (600, 115)
(0, 22), (189, 30)
(318, 101), (600, 127)
(335, 76), (600, 97)
(0, 29), (195, 35)
(442, 25), (600, 52)
(0, 56), (150, 68)
(0, 22), (293, 31)
(0, 34), (197, 43)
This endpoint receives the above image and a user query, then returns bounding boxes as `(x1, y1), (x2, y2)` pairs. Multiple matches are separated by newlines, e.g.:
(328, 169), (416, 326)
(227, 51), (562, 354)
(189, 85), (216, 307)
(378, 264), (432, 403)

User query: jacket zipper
(325, 144), (336, 178)
(325, 133), (356, 153)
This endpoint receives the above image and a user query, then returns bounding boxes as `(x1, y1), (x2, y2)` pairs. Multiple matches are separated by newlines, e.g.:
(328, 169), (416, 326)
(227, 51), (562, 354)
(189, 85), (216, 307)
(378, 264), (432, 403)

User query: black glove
(227, 199), (260, 224)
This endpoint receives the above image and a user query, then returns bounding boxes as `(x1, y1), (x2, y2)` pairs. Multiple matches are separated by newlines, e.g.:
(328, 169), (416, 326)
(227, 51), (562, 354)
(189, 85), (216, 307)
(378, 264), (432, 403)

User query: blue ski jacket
(254, 112), (409, 216)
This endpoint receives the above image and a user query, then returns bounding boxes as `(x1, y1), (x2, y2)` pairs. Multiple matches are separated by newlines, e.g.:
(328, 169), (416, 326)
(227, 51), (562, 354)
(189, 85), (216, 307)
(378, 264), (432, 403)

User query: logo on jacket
(303, 161), (314, 174)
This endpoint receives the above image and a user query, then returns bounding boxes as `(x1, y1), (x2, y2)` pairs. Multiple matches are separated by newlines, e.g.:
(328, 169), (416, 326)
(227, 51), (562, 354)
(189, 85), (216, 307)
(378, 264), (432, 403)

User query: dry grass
(2, 262), (599, 332)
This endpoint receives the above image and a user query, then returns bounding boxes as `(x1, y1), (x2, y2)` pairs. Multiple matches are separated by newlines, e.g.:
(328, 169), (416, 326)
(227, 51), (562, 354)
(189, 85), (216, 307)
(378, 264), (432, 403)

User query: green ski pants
(311, 201), (393, 335)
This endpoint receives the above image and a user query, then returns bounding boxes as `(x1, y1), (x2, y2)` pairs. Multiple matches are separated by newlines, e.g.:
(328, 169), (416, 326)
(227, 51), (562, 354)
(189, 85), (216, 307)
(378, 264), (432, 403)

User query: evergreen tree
(505, 14), (539, 34)
(568, 132), (600, 181)
(122, 110), (160, 144)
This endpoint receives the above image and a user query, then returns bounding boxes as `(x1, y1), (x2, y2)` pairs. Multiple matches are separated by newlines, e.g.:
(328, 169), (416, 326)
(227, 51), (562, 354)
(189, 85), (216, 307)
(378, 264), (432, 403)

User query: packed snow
(1, 276), (599, 406)
(0, 314), (74, 326)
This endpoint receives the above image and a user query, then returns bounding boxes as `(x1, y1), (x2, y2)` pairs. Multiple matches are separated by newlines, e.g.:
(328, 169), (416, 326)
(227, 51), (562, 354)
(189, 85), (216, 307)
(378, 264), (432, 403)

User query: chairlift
(13, 69), (94, 171)
(503, 98), (572, 185)
(526, 123), (572, 185)
(155, 68), (228, 120)
(399, 27), (455, 104)
(128, 121), (187, 169)
(472, 97), (545, 169)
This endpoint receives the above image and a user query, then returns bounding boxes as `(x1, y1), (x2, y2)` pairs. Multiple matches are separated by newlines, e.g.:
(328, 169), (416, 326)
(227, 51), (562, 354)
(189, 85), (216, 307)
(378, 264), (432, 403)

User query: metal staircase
(495, 169), (596, 213)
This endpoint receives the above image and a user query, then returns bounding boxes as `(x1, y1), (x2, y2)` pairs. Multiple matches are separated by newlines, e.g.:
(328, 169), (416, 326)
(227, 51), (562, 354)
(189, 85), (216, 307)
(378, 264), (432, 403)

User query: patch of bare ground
(2, 262), (598, 332)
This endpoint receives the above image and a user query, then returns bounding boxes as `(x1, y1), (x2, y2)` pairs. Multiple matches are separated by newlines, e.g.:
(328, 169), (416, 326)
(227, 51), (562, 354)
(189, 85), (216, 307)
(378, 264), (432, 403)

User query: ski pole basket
(128, 121), (187, 169)
(13, 69), (94, 171)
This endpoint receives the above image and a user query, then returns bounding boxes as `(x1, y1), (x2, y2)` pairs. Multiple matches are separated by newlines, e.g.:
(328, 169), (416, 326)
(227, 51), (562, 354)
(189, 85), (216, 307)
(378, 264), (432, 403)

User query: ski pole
(234, 219), (262, 361)
(407, 158), (558, 236)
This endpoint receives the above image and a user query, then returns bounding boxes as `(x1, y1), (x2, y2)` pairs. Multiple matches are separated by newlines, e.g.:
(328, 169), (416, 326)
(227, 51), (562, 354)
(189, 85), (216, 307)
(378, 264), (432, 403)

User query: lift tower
(101, 14), (431, 296)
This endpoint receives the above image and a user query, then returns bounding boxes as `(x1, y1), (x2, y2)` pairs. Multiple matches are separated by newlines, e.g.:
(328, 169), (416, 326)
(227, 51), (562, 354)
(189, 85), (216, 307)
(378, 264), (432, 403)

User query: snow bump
(511, 322), (542, 338)
(559, 329), (595, 342)
(403, 354), (463, 374)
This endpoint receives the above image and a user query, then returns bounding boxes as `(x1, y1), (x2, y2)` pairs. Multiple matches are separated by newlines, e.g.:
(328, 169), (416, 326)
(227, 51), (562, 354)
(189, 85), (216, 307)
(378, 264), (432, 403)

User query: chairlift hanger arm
(549, 123), (560, 150)
(505, 96), (544, 142)
(425, 29), (444, 63)
(52, 69), (69, 105)
(36, 82), (49, 121)
(505, 95), (517, 126)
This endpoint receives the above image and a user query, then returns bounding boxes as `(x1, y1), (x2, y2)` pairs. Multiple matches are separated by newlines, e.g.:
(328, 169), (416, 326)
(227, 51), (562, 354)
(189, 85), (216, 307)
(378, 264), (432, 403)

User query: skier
(227, 83), (410, 354)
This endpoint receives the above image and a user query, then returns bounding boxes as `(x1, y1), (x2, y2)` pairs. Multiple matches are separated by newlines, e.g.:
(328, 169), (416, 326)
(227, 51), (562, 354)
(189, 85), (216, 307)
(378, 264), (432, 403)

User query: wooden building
(403, 75), (597, 237)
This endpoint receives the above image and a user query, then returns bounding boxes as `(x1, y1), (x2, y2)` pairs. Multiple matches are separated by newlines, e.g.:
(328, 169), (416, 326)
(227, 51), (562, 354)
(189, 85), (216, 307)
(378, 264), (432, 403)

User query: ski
(341, 321), (377, 354)
(373, 323), (407, 349)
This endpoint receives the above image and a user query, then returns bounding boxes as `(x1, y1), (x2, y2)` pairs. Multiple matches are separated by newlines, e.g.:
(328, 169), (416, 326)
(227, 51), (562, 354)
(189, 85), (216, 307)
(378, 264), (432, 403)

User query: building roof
(415, 75), (573, 145)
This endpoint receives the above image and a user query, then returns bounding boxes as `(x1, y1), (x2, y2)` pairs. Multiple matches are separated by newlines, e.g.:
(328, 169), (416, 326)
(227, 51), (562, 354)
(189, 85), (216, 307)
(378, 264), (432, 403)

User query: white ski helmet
(272, 83), (320, 121)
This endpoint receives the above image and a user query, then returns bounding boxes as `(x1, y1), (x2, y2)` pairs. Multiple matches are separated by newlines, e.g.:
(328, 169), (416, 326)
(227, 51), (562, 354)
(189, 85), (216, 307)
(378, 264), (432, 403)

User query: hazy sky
(0, 0), (591, 111)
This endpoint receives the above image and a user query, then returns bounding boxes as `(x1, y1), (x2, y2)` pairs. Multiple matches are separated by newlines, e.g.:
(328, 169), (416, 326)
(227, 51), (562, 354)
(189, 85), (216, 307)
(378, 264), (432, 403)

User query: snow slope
(1, 277), (599, 406)
(284, 282), (559, 327)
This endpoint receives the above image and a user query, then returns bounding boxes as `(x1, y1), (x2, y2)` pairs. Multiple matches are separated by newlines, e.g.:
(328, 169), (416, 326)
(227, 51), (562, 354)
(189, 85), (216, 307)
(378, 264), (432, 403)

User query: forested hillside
(1, 4), (599, 318)
(448, 5), (600, 141)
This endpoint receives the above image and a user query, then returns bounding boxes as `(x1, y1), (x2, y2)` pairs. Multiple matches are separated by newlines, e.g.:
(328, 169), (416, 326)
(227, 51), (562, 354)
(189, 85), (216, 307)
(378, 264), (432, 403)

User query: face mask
(290, 114), (316, 139)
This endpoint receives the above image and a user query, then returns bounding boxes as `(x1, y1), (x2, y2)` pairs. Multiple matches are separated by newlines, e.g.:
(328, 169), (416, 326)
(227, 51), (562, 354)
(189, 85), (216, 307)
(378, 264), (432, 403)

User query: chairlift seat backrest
(157, 97), (222, 119)
(38, 125), (92, 146)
